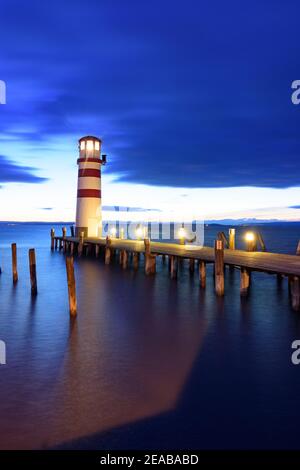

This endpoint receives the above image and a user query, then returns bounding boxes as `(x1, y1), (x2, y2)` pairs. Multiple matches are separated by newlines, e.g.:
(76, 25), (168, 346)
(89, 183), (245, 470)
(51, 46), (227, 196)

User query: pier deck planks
(55, 236), (300, 277)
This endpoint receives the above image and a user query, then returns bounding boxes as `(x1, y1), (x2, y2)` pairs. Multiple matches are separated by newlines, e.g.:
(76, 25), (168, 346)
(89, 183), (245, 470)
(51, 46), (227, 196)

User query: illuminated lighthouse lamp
(75, 136), (107, 238)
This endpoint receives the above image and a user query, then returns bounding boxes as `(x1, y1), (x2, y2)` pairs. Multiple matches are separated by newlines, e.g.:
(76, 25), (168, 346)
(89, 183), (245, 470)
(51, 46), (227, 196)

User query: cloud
(0, 155), (48, 184)
(0, 0), (300, 188)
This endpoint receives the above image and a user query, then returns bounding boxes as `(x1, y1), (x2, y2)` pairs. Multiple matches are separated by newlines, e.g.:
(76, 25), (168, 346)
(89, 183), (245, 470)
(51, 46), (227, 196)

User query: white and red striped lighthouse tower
(75, 136), (106, 238)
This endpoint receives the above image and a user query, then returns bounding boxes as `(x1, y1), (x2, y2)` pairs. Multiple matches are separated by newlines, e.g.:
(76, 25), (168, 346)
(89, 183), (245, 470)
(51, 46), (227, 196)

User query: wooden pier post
(290, 276), (300, 311)
(66, 256), (77, 317)
(51, 228), (55, 250)
(95, 244), (100, 258)
(189, 258), (195, 274)
(218, 231), (228, 248)
(119, 249), (124, 265)
(133, 252), (139, 270)
(296, 241), (300, 256)
(85, 244), (90, 256)
(70, 242), (74, 256)
(170, 255), (178, 279)
(70, 225), (75, 237)
(229, 228), (235, 250)
(78, 232), (84, 257)
(105, 236), (112, 265)
(199, 261), (206, 288)
(55, 238), (58, 250)
(277, 274), (283, 287)
(214, 240), (224, 296)
(144, 239), (156, 275)
(62, 227), (67, 252)
(11, 243), (18, 284)
(240, 267), (250, 296)
(122, 250), (128, 269)
(29, 248), (37, 296)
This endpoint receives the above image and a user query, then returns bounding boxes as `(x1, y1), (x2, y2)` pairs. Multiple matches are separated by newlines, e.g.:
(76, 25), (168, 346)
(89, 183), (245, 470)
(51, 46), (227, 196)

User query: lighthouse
(75, 136), (106, 238)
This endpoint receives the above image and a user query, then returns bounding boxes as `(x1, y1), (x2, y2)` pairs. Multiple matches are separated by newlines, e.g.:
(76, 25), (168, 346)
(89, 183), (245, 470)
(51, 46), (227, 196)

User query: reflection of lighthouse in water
(75, 136), (106, 238)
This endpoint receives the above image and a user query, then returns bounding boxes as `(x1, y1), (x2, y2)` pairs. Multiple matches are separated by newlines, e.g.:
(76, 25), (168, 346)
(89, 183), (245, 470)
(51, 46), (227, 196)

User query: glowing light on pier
(136, 226), (143, 239)
(245, 232), (255, 242)
(178, 226), (186, 245)
(245, 231), (256, 252)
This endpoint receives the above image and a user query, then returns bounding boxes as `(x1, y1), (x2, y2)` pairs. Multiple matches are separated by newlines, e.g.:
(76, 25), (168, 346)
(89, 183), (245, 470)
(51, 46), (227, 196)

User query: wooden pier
(52, 231), (300, 311)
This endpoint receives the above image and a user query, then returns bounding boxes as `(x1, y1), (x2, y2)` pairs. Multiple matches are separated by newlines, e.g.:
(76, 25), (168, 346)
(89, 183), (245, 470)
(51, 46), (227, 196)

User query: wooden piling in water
(51, 228), (55, 250)
(214, 240), (224, 296)
(122, 250), (128, 269)
(78, 232), (84, 257)
(105, 236), (112, 265)
(240, 267), (250, 296)
(290, 276), (300, 311)
(70, 225), (75, 237)
(85, 244), (90, 256)
(199, 261), (206, 288)
(133, 252), (139, 270)
(11, 243), (18, 284)
(29, 248), (37, 296)
(229, 228), (235, 250)
(277, 274), (283, 286)
(95, 244), (100, 258)
(189, 258), (195, 274)
(66, 256), (77, 317)
(218, 231), (228, 248)
(144, 239), (156, 275)
(62, 227), (67, 252)
(170, 255), (178, 279)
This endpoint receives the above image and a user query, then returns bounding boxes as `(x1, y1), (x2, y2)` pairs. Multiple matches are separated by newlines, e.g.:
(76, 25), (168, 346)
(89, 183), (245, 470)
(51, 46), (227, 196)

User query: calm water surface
(0, 222), (300, 449)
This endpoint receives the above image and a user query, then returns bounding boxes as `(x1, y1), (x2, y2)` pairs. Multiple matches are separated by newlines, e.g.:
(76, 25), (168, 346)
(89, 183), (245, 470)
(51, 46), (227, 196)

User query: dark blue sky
(0, 0), (300, 188)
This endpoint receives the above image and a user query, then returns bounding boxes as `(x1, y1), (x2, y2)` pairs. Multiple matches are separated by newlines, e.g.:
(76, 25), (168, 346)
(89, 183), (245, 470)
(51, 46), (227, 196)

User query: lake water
(0, 222), (300, 449)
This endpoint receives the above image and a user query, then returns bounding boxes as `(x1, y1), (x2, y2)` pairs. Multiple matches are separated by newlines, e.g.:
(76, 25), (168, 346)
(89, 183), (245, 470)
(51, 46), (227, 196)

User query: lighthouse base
(75, 227), (88, 238)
